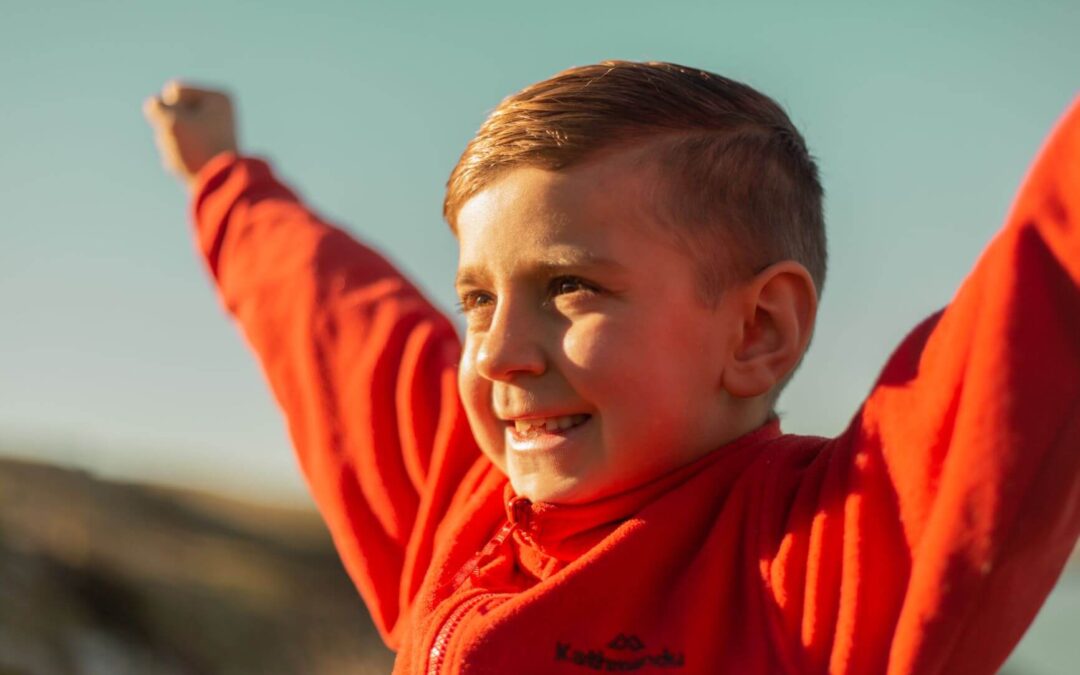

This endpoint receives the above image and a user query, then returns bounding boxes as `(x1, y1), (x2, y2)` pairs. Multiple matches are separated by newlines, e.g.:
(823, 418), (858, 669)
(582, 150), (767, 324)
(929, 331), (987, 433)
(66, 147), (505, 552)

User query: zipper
(426, 592), (497, 675)
(425, 497), (532, 674)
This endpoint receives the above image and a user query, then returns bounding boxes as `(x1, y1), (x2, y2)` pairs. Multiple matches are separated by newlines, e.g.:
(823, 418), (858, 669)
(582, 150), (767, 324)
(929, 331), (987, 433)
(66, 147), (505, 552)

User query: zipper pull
(447, 497), (532, 590)
(450, 520), (517, 589)
(508, 496), (531, 528)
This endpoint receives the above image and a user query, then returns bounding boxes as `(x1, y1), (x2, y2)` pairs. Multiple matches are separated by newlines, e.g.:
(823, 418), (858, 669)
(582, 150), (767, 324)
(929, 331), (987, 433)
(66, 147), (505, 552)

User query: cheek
(458, 352), (490, 425)
(457, 344), (485, 414)
(457, 343), (507, 468)
(561, 316), (624, 378)
(457, 342), (481, 403)
(561, 315), (651, 396)
(562, 313), (715, 415)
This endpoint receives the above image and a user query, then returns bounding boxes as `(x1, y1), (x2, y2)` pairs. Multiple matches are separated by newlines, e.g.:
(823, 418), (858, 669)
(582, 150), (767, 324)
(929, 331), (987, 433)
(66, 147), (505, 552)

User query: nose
(474, 301), (546, 381)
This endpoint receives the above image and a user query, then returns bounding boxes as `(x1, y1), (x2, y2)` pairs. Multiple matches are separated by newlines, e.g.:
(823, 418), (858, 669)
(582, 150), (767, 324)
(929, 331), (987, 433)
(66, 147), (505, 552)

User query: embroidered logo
(555, 634), (685, 670)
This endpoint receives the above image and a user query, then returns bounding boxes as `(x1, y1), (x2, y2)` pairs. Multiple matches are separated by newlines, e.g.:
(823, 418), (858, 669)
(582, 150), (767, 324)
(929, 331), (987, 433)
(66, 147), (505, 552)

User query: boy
(143, 61), (1080, 673)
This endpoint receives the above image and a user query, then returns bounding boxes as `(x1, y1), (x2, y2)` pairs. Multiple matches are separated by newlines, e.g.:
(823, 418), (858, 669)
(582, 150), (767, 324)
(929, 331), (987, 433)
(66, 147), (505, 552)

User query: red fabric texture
(189, 97), (1080, 674)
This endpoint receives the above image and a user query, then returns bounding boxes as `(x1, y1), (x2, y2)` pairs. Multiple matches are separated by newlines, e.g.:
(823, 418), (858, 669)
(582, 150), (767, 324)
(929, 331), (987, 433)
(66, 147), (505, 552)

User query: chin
(510, 473), (604, 505)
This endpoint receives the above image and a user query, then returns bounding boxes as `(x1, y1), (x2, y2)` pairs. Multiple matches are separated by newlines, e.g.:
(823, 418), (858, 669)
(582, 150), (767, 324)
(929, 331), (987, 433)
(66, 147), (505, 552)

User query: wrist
(186, 149), (241, 195)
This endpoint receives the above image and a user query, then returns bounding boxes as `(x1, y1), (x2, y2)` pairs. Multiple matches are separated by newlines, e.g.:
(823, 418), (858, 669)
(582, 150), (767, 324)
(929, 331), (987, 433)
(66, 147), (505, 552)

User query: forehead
(455, 149), (673, 265)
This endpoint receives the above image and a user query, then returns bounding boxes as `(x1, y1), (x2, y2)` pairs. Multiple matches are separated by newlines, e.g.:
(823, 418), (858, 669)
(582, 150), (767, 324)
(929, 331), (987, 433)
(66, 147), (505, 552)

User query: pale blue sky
(1, 0), (1078, 506)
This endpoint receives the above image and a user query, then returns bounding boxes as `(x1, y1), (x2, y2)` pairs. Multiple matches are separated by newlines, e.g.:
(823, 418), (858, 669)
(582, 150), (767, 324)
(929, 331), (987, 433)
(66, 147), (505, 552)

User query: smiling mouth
(507, 414), (591, 439)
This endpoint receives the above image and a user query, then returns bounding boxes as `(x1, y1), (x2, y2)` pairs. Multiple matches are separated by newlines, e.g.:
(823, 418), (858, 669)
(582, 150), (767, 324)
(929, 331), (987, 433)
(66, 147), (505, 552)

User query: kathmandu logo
(555, 633), (685, 670)
(608, 634), (645, 651)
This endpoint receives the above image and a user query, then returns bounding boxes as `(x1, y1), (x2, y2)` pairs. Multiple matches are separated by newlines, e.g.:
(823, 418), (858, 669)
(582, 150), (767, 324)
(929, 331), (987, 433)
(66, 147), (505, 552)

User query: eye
(550, 276), (596, 297)
(456, 290), (495, 314)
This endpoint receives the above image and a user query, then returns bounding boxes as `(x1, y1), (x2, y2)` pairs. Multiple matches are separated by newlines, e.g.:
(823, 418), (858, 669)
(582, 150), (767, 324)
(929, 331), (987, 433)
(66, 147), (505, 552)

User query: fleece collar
(501, 418), (783, 563)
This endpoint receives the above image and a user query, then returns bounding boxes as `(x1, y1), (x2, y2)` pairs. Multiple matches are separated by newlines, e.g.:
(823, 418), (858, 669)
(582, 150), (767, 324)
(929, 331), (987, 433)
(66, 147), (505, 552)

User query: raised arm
(144, 82), (481, 645)
(767, 96), (1080, 674)
(859, 97), (1080, 674)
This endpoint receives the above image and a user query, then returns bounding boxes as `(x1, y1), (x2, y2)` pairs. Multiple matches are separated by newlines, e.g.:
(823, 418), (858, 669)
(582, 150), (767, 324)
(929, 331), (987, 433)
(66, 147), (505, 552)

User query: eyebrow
(455, 253), (627, 289)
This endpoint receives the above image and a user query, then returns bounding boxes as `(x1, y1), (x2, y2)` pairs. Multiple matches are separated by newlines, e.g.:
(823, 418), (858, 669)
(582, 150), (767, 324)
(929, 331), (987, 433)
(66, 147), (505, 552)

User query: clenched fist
(143, 80), (238, 189)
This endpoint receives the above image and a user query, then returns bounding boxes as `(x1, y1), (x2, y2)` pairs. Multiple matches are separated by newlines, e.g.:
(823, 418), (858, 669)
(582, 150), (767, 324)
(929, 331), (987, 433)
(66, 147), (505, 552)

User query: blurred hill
(0, 456), (394, 675)
(1, 455), (1076, 675)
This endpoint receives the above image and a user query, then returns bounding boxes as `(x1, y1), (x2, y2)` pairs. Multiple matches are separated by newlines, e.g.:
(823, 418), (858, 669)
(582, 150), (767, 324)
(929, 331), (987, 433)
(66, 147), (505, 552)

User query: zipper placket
(426, 592), (496, 675)
(425, 497), (533, 674)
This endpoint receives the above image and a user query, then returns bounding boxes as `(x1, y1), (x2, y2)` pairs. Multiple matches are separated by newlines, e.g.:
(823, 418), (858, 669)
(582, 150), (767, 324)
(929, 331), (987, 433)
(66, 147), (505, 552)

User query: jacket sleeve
(769, 97), (1080, 674)
(188, 153), (481, 647)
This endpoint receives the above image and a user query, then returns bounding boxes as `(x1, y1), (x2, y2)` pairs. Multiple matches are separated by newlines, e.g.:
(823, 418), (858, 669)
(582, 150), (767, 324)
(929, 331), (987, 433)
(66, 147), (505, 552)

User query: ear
(721, 261), (818, 399)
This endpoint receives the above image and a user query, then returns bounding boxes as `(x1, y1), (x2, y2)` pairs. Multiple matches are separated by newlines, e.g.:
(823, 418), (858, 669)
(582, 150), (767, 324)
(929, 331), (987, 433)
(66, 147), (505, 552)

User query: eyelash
(550, 276), (595, 297)
(456, 276), (598, 314)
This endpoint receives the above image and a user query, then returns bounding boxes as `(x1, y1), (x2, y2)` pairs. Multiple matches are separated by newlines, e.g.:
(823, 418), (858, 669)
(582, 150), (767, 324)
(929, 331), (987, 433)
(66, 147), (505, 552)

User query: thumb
(142, 94), (174, 123)
(162, 79), (229, 111)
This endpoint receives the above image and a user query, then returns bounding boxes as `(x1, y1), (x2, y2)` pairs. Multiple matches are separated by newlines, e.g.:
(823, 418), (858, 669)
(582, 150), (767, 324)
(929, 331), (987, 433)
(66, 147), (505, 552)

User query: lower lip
(506, 416), (591, 453)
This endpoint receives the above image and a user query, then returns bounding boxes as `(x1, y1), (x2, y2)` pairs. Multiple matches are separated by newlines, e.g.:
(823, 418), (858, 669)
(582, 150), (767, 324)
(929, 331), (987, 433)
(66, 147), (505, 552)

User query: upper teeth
(513, 414), (588, 433)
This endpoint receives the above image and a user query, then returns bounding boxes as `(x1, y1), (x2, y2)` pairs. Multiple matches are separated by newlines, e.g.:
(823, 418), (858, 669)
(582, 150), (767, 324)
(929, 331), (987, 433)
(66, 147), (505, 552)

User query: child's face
(455, 151), (740, 504)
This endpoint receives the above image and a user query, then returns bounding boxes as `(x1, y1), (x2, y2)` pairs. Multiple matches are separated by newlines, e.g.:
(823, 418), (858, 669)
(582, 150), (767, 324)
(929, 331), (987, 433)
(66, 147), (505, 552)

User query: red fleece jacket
(189, 98), (1080, 674)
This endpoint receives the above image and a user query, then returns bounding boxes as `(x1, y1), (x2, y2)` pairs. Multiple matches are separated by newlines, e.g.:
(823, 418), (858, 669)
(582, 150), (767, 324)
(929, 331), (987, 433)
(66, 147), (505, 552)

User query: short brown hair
(444, 60), (827, 302)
